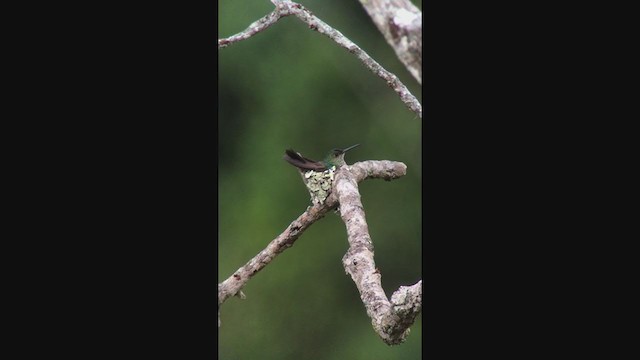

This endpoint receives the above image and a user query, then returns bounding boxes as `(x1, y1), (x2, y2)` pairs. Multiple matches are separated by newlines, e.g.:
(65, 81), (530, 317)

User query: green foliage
(219, 1), (422, 358)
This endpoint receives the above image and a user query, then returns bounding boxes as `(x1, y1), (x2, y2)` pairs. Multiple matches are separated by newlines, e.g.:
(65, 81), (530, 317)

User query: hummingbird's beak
(341, 144), (360, 153)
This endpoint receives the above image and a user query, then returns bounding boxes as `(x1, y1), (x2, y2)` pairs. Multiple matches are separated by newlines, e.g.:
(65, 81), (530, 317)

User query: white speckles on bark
(393, 8), (419, 27)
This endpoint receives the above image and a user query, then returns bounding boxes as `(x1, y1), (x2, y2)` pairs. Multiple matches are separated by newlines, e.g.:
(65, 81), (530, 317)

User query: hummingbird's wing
(284, 149), (327, 171)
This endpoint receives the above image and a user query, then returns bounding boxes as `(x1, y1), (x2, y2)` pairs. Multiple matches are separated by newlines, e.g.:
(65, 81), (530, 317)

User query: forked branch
(218, 160), (421, 345)
(335, 162), (422, 345)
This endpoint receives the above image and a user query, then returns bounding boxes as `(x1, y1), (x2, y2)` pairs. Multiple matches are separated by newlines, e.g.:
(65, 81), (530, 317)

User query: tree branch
(334, 162), (422, 345)
(218, 203), (333, 309)
(357, 0), (422, 84)
(218, 160), (415, 334)
(217, 9), (284, 48)
(218, 0), (422, 119)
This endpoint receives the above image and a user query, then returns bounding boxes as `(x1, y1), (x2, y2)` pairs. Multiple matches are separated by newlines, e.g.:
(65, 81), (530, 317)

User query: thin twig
(218, 10), (284, 48)
(218, 0), (422, 118)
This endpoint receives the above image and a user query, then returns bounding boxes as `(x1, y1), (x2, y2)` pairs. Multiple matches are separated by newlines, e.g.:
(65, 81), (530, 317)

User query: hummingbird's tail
(283, 149), (327, 171)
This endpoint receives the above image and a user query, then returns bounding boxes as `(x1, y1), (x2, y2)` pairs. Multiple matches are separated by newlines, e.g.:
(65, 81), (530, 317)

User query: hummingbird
(283, 144), (360, 172)
(283, 144), (360, 205)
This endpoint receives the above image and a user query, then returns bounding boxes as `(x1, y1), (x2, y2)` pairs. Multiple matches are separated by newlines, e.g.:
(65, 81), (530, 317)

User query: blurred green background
(218, 1), (422, 358)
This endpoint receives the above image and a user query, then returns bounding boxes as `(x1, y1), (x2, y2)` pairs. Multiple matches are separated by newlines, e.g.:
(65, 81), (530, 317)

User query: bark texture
(335, 163), (421, 344)
(358, 0), (422, 84)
